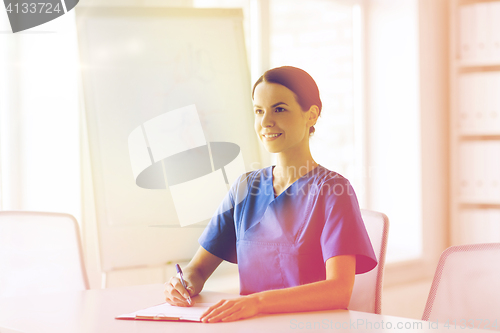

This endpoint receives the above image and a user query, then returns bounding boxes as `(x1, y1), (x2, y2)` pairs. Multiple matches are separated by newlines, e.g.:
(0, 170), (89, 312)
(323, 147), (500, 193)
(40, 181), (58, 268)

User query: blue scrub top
(199, 165), (377, 295)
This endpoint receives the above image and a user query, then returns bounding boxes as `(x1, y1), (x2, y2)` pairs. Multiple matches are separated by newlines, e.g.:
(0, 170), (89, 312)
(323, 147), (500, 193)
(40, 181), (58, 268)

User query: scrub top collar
(267, 164), (322, 200)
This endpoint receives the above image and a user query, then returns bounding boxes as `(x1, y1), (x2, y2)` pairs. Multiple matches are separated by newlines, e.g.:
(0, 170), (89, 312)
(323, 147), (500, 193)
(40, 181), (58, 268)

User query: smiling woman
(251, 67), (321, 195)
(163, 66), (377, 323)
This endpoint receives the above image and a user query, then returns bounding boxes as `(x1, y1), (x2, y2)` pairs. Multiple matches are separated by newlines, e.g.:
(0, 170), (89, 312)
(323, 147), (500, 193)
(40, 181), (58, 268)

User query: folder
(116, 302), (215, 322)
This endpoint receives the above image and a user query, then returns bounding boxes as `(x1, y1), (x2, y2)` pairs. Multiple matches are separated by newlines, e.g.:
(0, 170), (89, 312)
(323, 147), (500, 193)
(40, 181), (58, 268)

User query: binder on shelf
(483, 72), (500, 135)
(458, 209), (471, 244)
(469, 73), (480, 134)
(458, 141), (500, 204)
(459, 73), (480, 135)
(483, 72), (495, 134)
(458, 142), (474, 201)
(474, 72), (500, 135)
(459, 209), (483, 244)
(457, 74), (470, 133)
(489, 209), (500, 239)
(474, 143), (488, 202)
(474, 2), (492, 61)
(491, 2), (500, 60)
(459, 4), (476, 61)
(459, 209), (500, 245)
(458, 72), (500, 135)
(475, 73), (487, 134)
(458, 141), (496, 203)
(487, 141), (500, 202)
(493, 73), (500, 133)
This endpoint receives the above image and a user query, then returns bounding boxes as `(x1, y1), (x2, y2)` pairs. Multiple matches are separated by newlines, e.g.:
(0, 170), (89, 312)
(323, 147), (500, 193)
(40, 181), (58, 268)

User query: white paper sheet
(116, 302), (215, 322)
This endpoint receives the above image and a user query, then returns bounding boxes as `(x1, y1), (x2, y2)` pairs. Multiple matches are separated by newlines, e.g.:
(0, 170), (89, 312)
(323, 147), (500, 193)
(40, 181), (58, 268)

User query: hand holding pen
(163, 264), (193, 306)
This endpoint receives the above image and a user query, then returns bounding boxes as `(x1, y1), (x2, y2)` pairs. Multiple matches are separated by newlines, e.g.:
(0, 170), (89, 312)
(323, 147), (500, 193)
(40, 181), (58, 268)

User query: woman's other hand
(200, 296), (260, 323)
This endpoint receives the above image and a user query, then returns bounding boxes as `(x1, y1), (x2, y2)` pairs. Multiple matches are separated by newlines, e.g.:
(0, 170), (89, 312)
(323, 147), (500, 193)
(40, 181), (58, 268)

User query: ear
(307, 105), (320, 126)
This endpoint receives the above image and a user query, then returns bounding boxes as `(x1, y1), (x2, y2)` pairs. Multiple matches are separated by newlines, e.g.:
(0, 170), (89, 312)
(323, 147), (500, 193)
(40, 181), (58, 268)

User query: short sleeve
(198, 174), (244, 264)
(320, 178), (377, 274)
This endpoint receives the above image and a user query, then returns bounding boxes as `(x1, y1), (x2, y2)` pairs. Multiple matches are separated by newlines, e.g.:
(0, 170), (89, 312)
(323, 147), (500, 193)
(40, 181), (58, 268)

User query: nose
(261, 110), (274, 128)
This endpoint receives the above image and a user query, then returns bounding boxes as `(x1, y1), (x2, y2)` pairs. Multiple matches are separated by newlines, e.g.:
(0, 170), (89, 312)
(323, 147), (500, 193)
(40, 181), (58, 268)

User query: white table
(0, 284), (488, 332)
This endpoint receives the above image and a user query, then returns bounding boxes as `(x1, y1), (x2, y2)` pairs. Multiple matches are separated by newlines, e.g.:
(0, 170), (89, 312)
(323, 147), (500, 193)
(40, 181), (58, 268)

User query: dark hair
(252, 66), (322, 135)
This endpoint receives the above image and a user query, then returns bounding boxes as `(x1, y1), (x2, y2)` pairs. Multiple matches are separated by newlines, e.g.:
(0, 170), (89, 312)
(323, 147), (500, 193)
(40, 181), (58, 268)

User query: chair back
(422, 243), (500, 329)
(0, 211), (89, 297)
(348, 209), (389, 314)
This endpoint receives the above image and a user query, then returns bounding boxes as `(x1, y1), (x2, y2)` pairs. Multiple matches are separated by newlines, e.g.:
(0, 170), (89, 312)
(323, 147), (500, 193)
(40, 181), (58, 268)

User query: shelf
(457, 61), (500, 72)
(459, 0), (500, 5)
(459, 201), (500, 208)
(450, 0), (500, 246)
(458, 134), (500, 140)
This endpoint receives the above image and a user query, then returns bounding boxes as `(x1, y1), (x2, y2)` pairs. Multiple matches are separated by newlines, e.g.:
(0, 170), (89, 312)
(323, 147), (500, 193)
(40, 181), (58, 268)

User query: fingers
(202, 300), (227, 317)
(200, 296), (260, 323)
(201, 300), (240, 323)
(163, 277), (193, 307)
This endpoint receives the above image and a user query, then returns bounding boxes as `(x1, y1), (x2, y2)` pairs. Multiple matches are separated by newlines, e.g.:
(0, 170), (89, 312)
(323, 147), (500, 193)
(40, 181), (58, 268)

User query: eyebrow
(253, 102), (289, 108)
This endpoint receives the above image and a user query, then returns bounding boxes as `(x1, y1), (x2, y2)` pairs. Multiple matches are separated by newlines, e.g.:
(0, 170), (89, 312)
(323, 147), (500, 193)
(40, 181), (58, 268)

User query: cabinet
(450, 0), (500, 245)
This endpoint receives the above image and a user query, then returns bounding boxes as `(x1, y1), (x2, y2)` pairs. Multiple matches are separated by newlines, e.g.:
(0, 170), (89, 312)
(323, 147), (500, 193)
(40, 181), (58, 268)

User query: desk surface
(0, 284), (488, 333)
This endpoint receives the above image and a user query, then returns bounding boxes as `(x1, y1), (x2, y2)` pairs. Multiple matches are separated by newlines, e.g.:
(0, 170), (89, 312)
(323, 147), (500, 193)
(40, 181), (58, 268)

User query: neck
(273, 148), (318, 185)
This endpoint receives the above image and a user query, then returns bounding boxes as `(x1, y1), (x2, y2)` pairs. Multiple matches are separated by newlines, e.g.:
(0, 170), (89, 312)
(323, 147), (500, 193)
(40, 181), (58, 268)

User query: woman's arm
(164, 246), (223, 306)
(200, 254), (356, 323)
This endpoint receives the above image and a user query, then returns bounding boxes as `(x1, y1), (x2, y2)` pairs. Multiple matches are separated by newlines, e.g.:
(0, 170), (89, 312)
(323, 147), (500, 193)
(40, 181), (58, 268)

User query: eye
(275, 107), (286, 113)
(254, 108), (263, 114)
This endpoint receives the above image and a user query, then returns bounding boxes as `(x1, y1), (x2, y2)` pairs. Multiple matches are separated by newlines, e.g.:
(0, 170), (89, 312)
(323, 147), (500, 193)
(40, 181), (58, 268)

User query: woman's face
(253, 81), (317, 154)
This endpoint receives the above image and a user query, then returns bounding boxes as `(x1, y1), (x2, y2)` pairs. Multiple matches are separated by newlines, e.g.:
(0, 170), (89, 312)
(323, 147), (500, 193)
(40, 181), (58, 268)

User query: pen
(175, 264), (192, 305)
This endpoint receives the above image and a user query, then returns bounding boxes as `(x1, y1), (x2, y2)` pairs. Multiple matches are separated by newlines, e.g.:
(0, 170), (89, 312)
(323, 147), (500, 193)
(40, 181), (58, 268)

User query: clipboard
(116, 302), (215, 322)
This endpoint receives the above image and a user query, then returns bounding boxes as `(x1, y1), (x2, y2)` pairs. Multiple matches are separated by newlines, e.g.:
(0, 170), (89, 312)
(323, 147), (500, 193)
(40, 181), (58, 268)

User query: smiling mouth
(262, 133), (282, 139)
